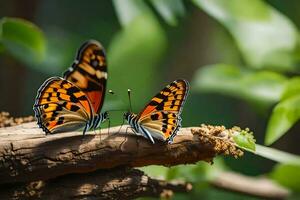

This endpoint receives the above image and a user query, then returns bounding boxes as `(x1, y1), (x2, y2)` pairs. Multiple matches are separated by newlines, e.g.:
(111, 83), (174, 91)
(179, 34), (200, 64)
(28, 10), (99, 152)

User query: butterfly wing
(139, 111), (181, 142)
(63, 40), (107, 114)
(138, 79), (189, 141)
(33, 77), (94, 134)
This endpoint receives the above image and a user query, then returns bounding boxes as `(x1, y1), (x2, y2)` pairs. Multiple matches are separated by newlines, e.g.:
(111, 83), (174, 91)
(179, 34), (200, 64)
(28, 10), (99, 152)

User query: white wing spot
(96, 71), (107, 79)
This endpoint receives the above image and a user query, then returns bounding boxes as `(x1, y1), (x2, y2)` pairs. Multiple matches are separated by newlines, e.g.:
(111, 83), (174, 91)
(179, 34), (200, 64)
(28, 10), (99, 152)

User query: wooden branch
(211, 171), (290, 200)
(0, 120), (289, 200)
(0, 167), (192, 200)
(0, 122), (242, 184)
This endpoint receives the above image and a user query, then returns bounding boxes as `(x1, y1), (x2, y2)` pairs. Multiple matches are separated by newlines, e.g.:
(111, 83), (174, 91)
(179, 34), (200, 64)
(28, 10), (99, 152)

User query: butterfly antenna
(108, 89), (114, 95)
(128, 89), (132, 112)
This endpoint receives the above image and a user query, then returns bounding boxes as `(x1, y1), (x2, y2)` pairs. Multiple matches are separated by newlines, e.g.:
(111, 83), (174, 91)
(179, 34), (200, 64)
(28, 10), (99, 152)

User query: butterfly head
(103, 111), (109, 121)
(123, 112), (136, 122)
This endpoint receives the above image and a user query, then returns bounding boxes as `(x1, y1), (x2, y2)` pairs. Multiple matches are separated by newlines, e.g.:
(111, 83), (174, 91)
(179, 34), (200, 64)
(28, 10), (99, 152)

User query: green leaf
(232, 128), (256, 152)
(281, 77), (300, 101)
(192, 64), (287, 109)
(193, 0), (300, 71)
(112, 0), (150, 27)
(271, 163), (300, 192)
(0, 17), (46, 65)
(150, 0), (185, 26)
(255, 144), (300, 164)
(265, 95), (300, 145)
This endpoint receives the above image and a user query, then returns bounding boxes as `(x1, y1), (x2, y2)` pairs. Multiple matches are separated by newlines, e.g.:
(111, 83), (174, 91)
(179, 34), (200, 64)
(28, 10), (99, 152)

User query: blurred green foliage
(150, 0), (185, 26)
(108, 0), (167, 114)
(0, 17), (46, 66)
(255, 144), (300, 164)
(266, 95), (300, 145)
(271, 163), (300, 192)
(194, 0), (300, 71)
(192, 64), (287, 111)
(1, 0), (300, 199)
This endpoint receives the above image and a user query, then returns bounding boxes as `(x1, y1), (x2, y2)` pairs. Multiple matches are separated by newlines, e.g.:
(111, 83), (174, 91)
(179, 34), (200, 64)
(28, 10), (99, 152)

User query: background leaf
(150, 0), (185, 26)
(193, 0), (300, 71)
(281, 77), (300, 100)
(112, 0), (149, 27)
(0, 17), (46, 66)
(192, 64), (287, 110)
(271, 163), (300, 192)
(265, 95), (300, 145)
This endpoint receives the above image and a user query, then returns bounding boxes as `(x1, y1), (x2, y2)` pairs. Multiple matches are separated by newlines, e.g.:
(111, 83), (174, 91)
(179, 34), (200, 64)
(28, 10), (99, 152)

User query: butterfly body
(124, 112), (155, 144)
(33, 40), (108, 135)
(124, 79), (189, 144)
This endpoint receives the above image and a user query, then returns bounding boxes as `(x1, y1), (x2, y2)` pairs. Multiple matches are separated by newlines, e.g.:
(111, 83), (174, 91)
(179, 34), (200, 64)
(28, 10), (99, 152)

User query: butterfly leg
(107, 118), (111, 135)
(82, 123), (89, 136)
(115, 118), (125, 134)
(101, 117), (110, 136)
(125, 126), (135, 135)
(98, 127), (102, 141)
(93, 127), (97, 135)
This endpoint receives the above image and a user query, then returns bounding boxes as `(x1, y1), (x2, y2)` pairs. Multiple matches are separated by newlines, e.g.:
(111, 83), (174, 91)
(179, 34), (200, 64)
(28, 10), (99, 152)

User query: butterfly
(124, 79), (189, 144)
(33, 40), (108, 135)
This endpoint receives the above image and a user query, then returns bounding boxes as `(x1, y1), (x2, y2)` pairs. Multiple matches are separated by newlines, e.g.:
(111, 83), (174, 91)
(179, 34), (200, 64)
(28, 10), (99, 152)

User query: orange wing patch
(140, 111), (180, 140)
(139, 79), (189, 118)
(63, 40), (107, 114)
(33, 77), (94, 134)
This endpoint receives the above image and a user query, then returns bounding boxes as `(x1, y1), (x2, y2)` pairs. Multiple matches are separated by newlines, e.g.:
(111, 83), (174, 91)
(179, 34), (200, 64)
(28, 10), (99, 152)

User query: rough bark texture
(0, 167), (191, 200)
(0, 122), (242, 184)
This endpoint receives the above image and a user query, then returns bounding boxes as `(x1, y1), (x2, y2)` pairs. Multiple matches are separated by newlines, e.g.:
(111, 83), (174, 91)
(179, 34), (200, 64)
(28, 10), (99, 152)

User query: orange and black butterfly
(33, 40), (108, 135)
(124, 79), (189, 144)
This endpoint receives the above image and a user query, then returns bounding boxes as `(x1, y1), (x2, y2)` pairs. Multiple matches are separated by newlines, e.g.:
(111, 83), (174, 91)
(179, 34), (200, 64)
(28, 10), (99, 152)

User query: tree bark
(0, 121), (290, 200)
(0, 122), (242, 184)
(0, 167), (192, 200)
